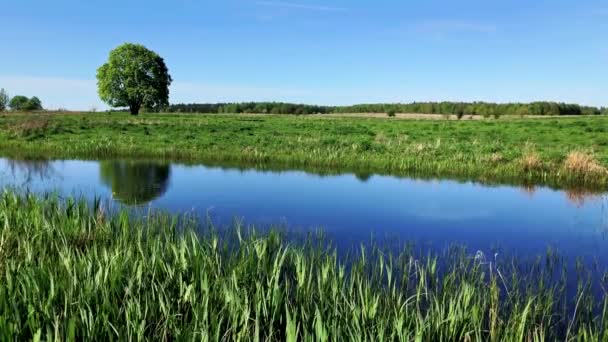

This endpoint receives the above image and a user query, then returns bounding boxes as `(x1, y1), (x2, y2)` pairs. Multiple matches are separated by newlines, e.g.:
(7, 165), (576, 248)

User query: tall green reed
(0, 191), (606, 341)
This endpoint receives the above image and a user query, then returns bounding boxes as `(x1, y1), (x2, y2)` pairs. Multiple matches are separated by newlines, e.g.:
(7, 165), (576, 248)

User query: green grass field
(1, 112), (608, 189)
(1, 191), (606, 340)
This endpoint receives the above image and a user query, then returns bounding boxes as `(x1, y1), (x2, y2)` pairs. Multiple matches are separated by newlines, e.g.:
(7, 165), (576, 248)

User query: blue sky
(1, 0), (606, 110)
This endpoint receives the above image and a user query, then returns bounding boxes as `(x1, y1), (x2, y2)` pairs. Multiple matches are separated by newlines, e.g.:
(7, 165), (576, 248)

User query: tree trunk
(129, 104), (140, 115)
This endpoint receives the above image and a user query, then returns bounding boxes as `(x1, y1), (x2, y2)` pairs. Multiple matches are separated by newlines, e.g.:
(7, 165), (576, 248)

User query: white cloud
(255, 1), (347, 12)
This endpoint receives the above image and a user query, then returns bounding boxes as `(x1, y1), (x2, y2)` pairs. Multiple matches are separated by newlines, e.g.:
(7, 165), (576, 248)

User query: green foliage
(25, 96), (42, 111)
(334, 101), (600, 116)
(164, 101), (604, 116)
(9, 96), (29, 110)
(0, 88), (9, 112)
(455, 103), (465, 119)
(0, 191), (606, 340)
(97, 43), (172, 115)
(8, 95), (42, 111)
(168, 102), (330, 115)
(386, 110), (396, 117)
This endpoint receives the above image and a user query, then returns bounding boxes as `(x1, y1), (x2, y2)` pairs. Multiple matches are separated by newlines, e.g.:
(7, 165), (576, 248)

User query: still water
(1, 158), (607, 262)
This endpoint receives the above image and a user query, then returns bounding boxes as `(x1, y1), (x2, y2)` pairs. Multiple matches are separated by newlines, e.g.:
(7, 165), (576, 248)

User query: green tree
(455, 103), (465, 119)
(9, 96), (30, 111)
(0, 88), (9, 112)
(96, 43), (172, 115)
(10, 96), (43, 111)
(24, 96), (43, 111)
(100, 161), (171, 205)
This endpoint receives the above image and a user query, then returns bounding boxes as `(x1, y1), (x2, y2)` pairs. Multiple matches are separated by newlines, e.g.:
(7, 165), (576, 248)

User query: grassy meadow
(1, 190), (607, 340)
(1, 112), (608, 189)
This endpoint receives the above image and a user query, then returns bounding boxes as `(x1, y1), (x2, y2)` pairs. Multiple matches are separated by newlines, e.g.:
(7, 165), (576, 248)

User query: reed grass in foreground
(0, 191), (607, 341)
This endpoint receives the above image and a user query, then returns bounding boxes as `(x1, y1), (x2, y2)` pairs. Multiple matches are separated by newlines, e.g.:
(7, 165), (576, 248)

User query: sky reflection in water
(1, 158), (607, 264)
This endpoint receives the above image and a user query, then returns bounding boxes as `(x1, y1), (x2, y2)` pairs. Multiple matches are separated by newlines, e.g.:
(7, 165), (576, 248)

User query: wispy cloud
(414, 20), (497, 36)
(255, 1), (347, 13)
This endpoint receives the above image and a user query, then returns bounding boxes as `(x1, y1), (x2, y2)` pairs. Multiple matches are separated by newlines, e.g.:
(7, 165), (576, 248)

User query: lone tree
(96, 43), (172, 115)
(0, 88), (9, 112)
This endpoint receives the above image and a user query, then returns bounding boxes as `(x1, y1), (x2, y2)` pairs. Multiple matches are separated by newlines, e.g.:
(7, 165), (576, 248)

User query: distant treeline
(162, 101), (607, 116)
(334, 102), (606, 116)
(165, 103), (331, 115)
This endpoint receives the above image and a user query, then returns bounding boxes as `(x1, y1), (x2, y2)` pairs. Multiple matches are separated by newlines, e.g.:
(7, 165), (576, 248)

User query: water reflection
(0, 157), (607, 266)
(1, 158), (606, 211)
(565, 189), (604, 208)
(100, 161), (171, 205)
(520, 184), (537, 198)
(354, 172), (373, 182)
(519, 183), (605, 208)
(3, 159), (56, 184)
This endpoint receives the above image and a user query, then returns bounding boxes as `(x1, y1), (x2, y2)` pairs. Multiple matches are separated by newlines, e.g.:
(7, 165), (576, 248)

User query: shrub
(520, 151), (543, 171)
(387, 110), (396, 118)
(6, 115), (51, 137)
(563, 151), (606, 176)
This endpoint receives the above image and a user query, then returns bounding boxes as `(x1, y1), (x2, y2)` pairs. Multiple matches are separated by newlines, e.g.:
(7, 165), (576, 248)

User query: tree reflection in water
(100, 161), (171, 205)
(5, 159), (56, 185)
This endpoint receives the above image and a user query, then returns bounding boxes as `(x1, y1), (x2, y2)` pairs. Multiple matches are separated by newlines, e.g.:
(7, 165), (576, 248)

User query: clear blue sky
(1, 0), (606, 110)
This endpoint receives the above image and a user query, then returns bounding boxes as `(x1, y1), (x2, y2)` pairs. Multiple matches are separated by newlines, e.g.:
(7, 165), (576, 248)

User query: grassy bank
(1, 112), (608, 189)
(0, 191), (606, 340)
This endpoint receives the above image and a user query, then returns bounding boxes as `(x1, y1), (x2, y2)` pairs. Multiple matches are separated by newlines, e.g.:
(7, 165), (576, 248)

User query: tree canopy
(9, 96), (29, 110)
(8, 95), (42, 111)
(26, 97), (42, 111)
(97, 43), (172, 115)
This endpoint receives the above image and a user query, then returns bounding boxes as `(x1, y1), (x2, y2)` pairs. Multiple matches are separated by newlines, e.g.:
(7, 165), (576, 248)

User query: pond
(1, 158), (607, 264)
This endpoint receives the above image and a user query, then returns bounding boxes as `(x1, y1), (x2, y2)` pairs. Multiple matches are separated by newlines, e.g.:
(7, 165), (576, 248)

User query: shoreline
(1, 112), (607, 190)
